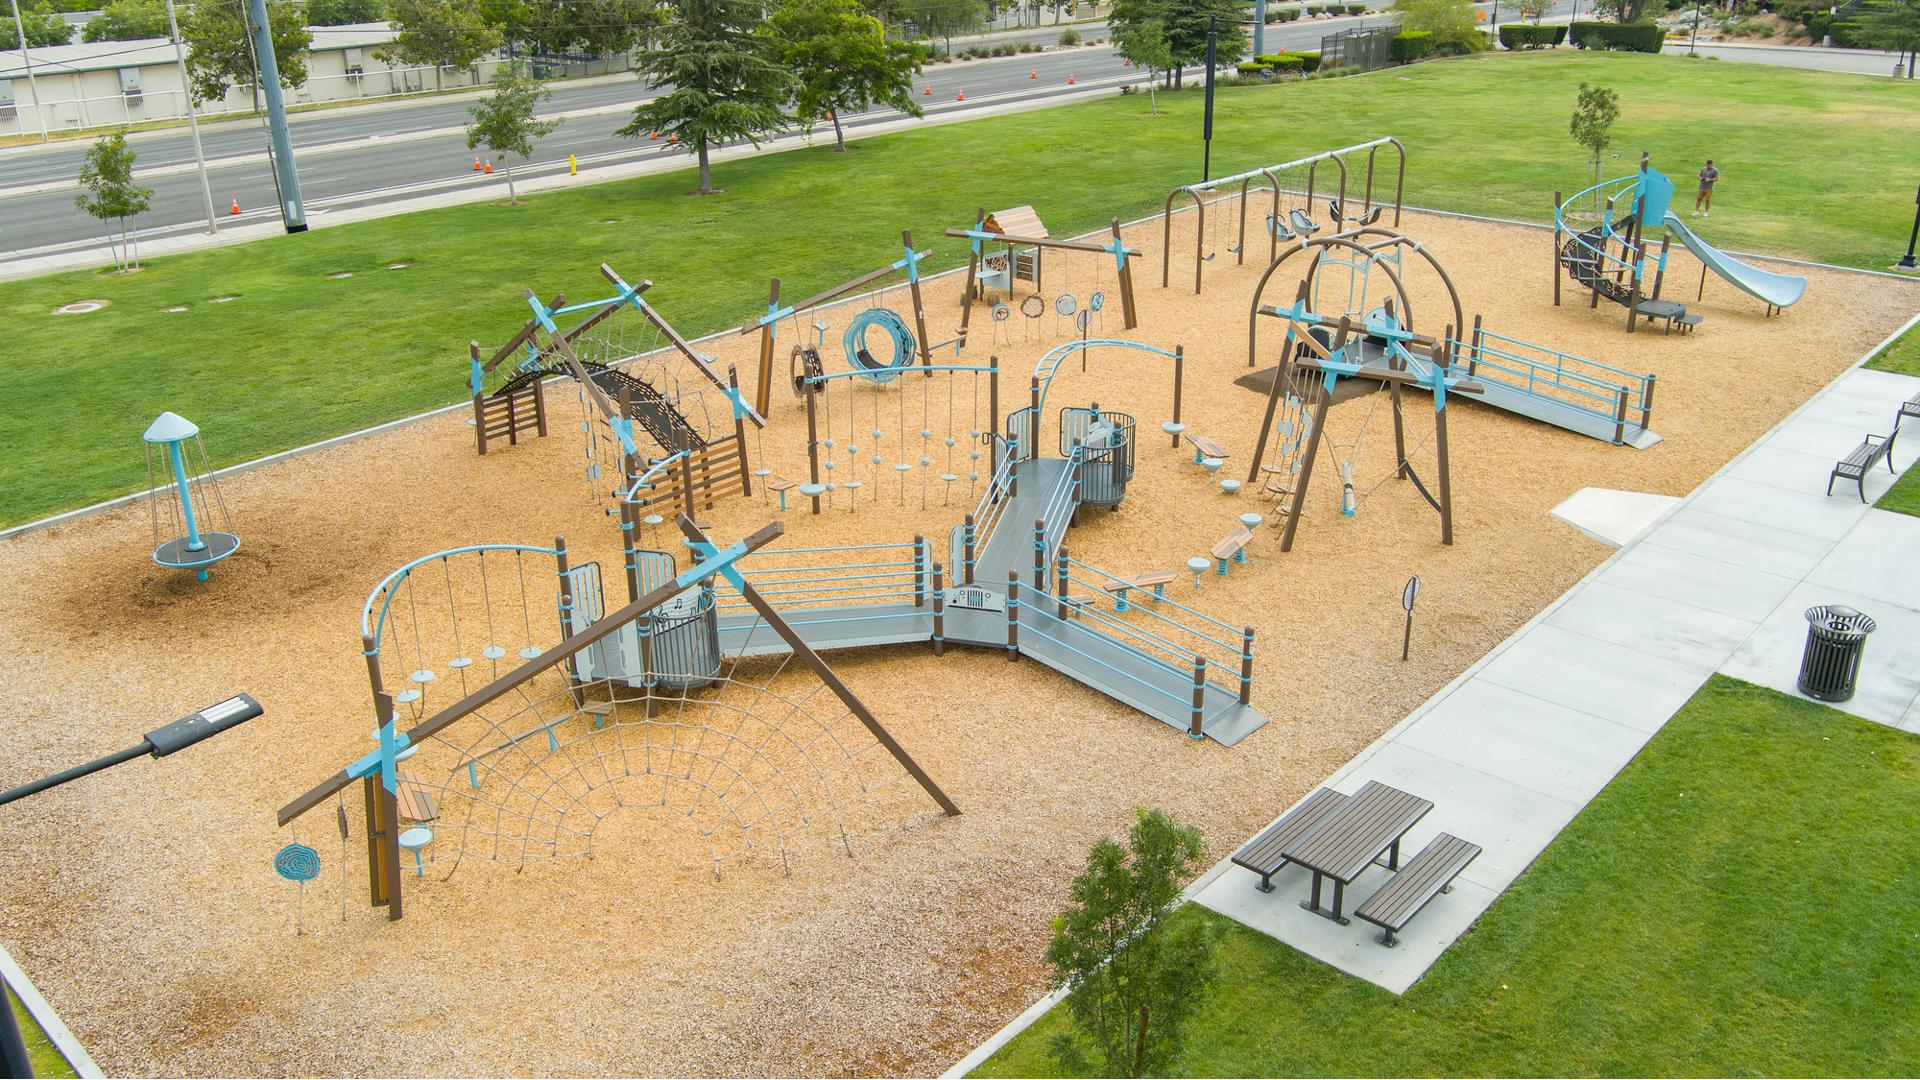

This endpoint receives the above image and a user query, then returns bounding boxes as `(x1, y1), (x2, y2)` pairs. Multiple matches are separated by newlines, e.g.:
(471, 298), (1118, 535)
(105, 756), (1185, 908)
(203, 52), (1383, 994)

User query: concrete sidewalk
(1188, 319), (1920, 995)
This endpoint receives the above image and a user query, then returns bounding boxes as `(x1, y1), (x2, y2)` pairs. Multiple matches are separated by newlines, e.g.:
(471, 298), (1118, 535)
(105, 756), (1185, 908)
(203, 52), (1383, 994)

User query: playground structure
(1162, 137), (1407, 294)
(946, 208), (1142, 343)
(467, 264), (765, 459)
(1249, 227), (1662, 450)
(740, 231), (950, 420)
(1553, 156), (1807, 332)
(142, 411), (239, 581)
(278, 516), (959, 921)
(798, 356), (1003, 514)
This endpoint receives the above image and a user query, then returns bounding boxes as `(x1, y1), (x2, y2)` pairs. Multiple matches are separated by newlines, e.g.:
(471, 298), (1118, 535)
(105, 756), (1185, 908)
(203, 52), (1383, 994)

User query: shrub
(1021, 41), (1042, 52)
(1236, 60), (1273, 74)
(1567, 19), (1665, 50)
(1305, 4), (1323, 13)
(1346, 3), (1366, 12)
(1293, 49), (1322, 70)
(1498, 22), (1564, 47)
(1391, 28), (1434, 60)
(1269, 53), (1307, 73)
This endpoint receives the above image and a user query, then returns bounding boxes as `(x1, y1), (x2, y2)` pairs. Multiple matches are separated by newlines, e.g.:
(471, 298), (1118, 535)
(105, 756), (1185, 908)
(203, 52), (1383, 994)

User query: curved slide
(1663, 212), (1807, 309)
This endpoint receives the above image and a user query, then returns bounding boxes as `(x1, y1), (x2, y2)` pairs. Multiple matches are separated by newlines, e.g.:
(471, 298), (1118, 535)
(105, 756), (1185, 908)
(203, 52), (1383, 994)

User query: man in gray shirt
(1695, 159), (1720, 217)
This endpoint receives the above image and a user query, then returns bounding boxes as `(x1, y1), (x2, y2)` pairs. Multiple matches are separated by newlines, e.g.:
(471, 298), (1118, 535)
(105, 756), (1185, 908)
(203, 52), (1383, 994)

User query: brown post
(1625, 241), (1644, 334)
(1056, 546), (1071, 619)
(903, 228), (934, 369)
(1468, 314), (1484, 377)
(1028, 377), (1042, 460)
(556, 536), (586, 707)
(678, 452), (697, 519)
(1172, 346), (1186, 443)
(639, 612), (657, 718)
(532, 362), (547, 437)
(1280, 377), (1334, 553)
(1112, 217), (1139, 330)
(963, 513), (976, 585)
(1193, 193), (1205, 294)
(1189, 657), (1207, 740)
(619, 501), (641, 602)
(1032, 518), (1046, 590)
(988, 354), (1001, 479)
(932, 563), (946, 655)
(804, 375), (823, 514)
(755, 278), (781, 419)
(959, 210), (985, 343)
(1642, 373), (1658, 429)
(1613, 386), (1630, 446)
(1433, 341), (1456, 547)
(1386, 312), (1409, 480)
(914, 534), (927, 607)
(1652, 232), (1671, 301)
(1552, 191), (1563, 307)
(724, 366), (751, 499)
(1006, 570), (1020, 661)
(1239, 627), (1255, 706)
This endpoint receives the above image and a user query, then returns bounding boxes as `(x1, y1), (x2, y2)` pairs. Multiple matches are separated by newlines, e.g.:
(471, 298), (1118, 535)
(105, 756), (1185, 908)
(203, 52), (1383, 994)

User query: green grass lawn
(976, 675), (1920, 1077)
(6, 51), (1920, 526)
(1868, 320), (1920, 516)
(10, 994), (77, 1079)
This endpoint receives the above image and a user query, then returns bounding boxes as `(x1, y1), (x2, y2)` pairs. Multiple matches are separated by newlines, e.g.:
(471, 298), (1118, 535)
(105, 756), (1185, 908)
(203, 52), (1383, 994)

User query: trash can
(1797, 605), (1876, 703)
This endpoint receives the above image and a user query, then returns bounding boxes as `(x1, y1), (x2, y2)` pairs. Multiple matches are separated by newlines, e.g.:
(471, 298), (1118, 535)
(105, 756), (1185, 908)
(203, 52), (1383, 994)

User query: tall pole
(1688, 3), (1699, 56)
(1202, 16), (1216, 183)
(1253, 0), (1266, 56)
(7, 0), (47, 144)
(244, 0), (307, 233)
(1899, 184), (1919, 270)
(165, 0), (219, 234)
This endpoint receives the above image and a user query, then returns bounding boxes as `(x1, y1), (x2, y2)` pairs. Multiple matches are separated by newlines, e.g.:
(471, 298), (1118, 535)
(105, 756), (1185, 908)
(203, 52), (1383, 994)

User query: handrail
(361, 543), (564, 652)
(1555, 172), (1646, 273)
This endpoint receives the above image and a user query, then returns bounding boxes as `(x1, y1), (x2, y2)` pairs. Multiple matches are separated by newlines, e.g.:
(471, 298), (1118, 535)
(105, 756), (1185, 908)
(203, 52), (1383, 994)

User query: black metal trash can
(1797, 605), (1877, 702)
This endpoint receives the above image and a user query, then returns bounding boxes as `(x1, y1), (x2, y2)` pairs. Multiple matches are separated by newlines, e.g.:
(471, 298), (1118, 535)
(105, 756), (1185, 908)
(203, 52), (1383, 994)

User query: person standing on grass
(1695, 159), (1720, 217)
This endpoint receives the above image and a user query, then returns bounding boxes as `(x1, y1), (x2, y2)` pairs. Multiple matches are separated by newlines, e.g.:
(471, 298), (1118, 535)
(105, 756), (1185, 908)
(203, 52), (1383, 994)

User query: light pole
(1899, 184), (1919, 270)
(164, 0), (219, 234)
(242, 0), (306, 233)
(1688, 1), (1700, 55)
(6, 0), (47, 144)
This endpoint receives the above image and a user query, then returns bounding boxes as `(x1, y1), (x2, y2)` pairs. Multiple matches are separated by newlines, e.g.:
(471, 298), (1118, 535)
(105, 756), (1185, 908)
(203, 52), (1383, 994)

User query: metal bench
(1895, 391), (1920, 439)
(1353, 832), (1481, 947)
(1827, 433), (1895, 502)
(1229, 787), (1349, 893)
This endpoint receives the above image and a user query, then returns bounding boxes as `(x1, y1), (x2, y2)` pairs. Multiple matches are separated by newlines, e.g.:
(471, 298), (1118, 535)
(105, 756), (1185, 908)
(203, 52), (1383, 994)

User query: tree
(517, 0), (663, 57)
(616, 0), (791, 194)
(1394, 0), (1483, 52)
(1114, 17), (1172, 114)
(766, 0), (923, 152)
(1115, 0), (1246, 88)
(1045, 809), (1218, 1078)
(179, 0), (312, 108)
(1517, 0), (1550, 22)
(75, 131), (154, 272)
(81, 0), (168, 42)
(900, 0), (986, 55)
(1590, 0), (1649, 21)
(1856, 0), (1920, 77)
(1570, 81), (1620, 192)
(465, 62), (558, 202)
(306, 0), (387, 24)
(378, 0), (502, 89)
(2, 2), (73, 48)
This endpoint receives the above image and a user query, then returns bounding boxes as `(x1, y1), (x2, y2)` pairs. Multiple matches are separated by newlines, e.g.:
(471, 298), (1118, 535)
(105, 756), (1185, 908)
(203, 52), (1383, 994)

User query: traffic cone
(669, 133), (679, 144)
(649, 130), (658, 140)
(923, 84), (931, 96)
(1067, 74), (1076, 85)
(483, 158), (493, 173)
(956, 90), (965, 101)
(229, 197), (240, 215)
(1123, 58), (1132, 66)
(1030, 69), (1037, 78)
(472, 155), (483, 171)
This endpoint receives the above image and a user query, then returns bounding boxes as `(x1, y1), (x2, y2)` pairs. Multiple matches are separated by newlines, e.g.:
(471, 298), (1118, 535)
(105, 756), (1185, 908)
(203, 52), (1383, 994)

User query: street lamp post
(1689, 2), (1700, 55)
(1899, 184), (1919, 270)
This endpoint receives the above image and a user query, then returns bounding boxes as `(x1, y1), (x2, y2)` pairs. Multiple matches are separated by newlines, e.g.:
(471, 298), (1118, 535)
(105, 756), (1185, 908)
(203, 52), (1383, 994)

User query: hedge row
(1264, 2), (1368, 18)
(1567, 20), (1665, 52)
(1498, 22), (1567, 48)
(1254, 50), (1323, 72)
(1391, 29), (1433, 62)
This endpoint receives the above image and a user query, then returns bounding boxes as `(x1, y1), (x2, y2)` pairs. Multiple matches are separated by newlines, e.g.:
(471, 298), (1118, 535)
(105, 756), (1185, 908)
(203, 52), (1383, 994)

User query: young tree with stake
(767, 0), (923, 152)
(617, 0), (791, 194)
(1114, 17), (1173, 113)
(1570, 81), (1620, 194)
(75, 131), (154, 272)
(465, 63), (559, 203)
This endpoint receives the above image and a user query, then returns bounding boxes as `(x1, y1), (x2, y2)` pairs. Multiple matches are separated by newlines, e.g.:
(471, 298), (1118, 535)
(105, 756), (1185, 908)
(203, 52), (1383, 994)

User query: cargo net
(383, 608), (929, 882)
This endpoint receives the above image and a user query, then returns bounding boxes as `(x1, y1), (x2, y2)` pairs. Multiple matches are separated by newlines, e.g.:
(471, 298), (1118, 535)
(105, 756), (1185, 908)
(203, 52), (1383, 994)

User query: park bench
(1353, 832), (1481, 947)
(1229, 787), (1350, 893)
(1101, 569), (1177, 612)
(1209, 527), (1253, 575)
(1827, 433), (1895, 503)
(1895, 390), (1920, 439)
(1186, 433), (1230, 465)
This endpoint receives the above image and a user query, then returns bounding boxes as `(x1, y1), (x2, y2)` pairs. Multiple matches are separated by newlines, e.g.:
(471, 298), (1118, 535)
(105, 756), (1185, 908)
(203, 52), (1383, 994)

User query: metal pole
(166, 0), (219, 234)
(1202, 17), (1217, 183)
(1900, 185), (1919, 270)
(1253, 0), (1266, 56)
(7, 0), (47, 144)
(243, 0), (307, 232)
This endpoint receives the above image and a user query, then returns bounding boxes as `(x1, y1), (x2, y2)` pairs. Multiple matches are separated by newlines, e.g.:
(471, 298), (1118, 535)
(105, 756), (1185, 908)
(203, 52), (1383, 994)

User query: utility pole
(1254, 0), (1266, 56)
(1899, 184), (1918, 270)
(6, 0), (47, 144)
(1688, 1), (1700, 55)
(244, 0), (306, 233)
(165, 0), (219, 234)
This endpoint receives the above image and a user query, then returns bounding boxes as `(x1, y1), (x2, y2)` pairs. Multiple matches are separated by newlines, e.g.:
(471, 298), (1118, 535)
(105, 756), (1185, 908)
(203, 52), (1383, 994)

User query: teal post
(166, 440), (205, 553)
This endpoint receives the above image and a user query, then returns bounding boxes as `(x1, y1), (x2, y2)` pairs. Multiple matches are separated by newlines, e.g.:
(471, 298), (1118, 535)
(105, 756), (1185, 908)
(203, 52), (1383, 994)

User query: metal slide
(1662, 212), (1807, 310)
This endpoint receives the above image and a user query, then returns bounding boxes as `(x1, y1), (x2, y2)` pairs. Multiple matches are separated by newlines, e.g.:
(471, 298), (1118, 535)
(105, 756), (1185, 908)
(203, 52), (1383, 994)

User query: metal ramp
(1466, 378), (1662, 449)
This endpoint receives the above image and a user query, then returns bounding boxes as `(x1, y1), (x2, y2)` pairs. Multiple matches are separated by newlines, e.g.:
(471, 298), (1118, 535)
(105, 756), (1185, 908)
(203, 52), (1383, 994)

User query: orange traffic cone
(472, 155), (483, 171)
(923, 84), (931, 96)
(1123, 58), (1132, 66)
(483, 158), (493, 173)
(1030, 69), (1037, 78)
(956, 90), (965, 101)
(229, 197), (240, 215)
(669, 133), (679, 144)
(649, 130), (659, 140)
(1067, 74), (1076, 85)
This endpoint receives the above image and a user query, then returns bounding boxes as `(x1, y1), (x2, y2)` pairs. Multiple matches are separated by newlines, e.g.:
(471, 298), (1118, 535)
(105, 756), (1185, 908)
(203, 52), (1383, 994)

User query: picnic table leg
(1302, 872), (1323, 916)
(1331, 880), (1347, 924)
(1257, 871), (1275, 894)
(1386, 838), (1401, 871)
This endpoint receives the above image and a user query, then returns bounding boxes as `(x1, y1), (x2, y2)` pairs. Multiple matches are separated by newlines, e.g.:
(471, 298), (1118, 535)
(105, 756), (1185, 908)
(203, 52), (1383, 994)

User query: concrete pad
(1397, 679), (1649, 804)
(1688, 476), (1874, 541)
(1641, 507), (1837, 580)
(1597, 542), (1801, 622)
(1722, 443), (1859, 496)
(1194, 860), (1500, 996)
(1548, 487), (1680, 547)
(1476, 623), (1711, 733)
(1761, 412), (1886, 461)
(1543, 581), (1758, 670)
(1806, 511), (1920, 613)
(1721, 581), (1920, 729)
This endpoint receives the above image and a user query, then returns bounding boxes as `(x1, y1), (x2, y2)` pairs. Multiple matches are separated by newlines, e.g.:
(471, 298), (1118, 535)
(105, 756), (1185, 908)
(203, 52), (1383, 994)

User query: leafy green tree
(75, 131), (154, 271)
(306, 0), (387, 24)
(2, 2), (73, 48)
(517, 0), (663, 58)
(1394, 0), (1484, 51)
(1045, 809), (1218, 1079)
(1570, 81), (1620, 190)
(81, 0), (168, 42)
(766, 0), (923, 151)
(900, 0), (986, 54)
(179, 0), (312, 108)
(1114, 0), (1246, 88)
(616, 0), (791, 194)
(1590, 0), (1649, 21)
(465, 61), (558, 202)
(379, 0), (502, 88)
(1856, 0), (1920, 75)
(1114, 17), (1172, 113)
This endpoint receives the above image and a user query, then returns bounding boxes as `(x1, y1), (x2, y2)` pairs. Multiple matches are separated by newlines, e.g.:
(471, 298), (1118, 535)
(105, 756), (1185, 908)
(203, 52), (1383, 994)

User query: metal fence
(1320, 24), (1397, 71)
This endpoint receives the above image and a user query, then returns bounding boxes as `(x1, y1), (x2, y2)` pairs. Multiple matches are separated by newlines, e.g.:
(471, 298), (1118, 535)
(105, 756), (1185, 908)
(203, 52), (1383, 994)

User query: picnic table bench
(1187, 434), (1230, 465)
(1354, 833), (1481, 947)
(1101, 569), (1176, 611)
(1209, 527), (1253, 575)
(1281, 779), (1433, 924)
(1230, 787), (1349, 892)
(1828, 433), (1895, 502)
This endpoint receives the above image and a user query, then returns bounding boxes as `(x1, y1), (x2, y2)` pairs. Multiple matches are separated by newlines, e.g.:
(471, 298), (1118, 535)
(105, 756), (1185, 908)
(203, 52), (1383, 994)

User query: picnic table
(1280, 779), (1433, 924)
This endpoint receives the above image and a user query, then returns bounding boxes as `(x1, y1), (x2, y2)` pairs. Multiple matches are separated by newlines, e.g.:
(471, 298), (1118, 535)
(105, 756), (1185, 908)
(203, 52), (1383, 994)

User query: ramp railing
(1452, 321), (1657, 442)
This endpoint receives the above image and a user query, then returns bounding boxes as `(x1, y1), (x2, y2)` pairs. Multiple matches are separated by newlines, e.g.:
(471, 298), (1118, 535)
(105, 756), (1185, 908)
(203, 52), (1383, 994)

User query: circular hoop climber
(842, 308), (918, 384)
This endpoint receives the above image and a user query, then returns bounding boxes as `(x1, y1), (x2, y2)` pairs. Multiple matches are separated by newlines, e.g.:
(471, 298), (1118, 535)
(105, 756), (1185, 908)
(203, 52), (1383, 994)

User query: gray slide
(1663, 212), (1807, 309)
